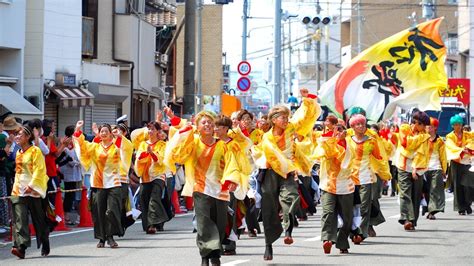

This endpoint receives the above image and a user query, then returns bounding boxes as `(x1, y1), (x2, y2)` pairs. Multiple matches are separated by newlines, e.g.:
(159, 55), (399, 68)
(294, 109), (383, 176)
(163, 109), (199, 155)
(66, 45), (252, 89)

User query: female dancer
(10, 125), (50, 258)
(73, 120), (133, 248)
(134, 122), (170, 233)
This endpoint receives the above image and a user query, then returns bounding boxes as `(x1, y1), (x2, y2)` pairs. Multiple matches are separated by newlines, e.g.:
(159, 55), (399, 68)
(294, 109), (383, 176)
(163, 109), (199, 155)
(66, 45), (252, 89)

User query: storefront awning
(0, 86), (42, 117)
(49, 86), (94, 108)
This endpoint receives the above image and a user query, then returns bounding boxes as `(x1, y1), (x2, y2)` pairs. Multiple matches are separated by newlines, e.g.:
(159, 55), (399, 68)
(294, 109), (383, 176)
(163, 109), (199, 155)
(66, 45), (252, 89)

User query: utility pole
(288, 19), (292, 96)
(242, 0), (248, 61)
(183, 0), (196, 115)
(324, 0), (329, 81)
(316, 0), (321, 90)
(196, 0), (203, 112)
(356, 0), (362, 54)
(273, 0), (282, 105)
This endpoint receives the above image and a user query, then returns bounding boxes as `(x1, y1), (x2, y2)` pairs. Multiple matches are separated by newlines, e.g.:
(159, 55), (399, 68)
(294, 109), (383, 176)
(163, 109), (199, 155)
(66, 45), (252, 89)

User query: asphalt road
(1, 193), (473, 265)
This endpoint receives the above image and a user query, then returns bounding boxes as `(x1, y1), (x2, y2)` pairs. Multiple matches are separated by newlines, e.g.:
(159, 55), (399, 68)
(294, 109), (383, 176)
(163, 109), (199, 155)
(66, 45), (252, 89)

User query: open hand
(75, 120), (84, 132)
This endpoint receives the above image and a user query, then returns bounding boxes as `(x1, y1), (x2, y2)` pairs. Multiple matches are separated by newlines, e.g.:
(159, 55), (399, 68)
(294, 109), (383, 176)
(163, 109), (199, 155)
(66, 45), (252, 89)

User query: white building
(0, 0), (42, 120)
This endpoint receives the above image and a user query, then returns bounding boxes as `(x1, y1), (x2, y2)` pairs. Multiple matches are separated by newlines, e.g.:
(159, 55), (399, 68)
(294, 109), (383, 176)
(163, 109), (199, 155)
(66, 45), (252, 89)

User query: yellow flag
(319, 18), (447, 121)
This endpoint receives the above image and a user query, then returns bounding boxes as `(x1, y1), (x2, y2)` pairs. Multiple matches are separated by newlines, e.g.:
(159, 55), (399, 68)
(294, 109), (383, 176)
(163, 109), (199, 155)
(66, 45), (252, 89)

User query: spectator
(56, 126), (81, 225)
(287, 92), (299, 111)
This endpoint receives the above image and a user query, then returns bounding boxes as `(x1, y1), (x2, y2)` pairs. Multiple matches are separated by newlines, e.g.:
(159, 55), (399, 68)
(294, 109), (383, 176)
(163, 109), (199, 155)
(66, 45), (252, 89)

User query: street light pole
(242, 0), (248, 61)
(273, 0), (282, 105)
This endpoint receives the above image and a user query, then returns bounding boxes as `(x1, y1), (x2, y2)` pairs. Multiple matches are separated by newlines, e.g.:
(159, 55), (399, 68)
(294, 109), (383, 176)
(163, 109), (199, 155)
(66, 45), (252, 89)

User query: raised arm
(290, 88), (321, 137)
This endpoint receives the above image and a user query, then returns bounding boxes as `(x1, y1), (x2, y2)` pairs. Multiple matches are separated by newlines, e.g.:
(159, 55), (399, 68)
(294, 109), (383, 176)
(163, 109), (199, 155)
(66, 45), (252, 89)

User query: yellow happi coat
(426, 136), (448, 172)
(74, 132), (133, 189)
(445, 131), (474, 164)
(395, 124), (430, 173)
(314, 136), (354, 194)
(164, 127), (242, 201)
(135, 140), (167, 183)
(248, 128), (264, 145)
(12, 146), (49, 198)
(259, 97), (321, 178)
(344, 135), (391, 185)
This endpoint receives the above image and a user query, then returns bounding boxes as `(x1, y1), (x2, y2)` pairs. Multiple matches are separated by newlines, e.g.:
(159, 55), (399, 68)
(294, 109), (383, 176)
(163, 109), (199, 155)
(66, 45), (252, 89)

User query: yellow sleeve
(131, 127), (148, 150)
(117, 136), (134, 176)
(28, 148), (49, 198)
(164, 126), (195, 173)
(314, 137), (344, 160)
(228, 127), (253, 151)
(369, 139), (392, 181)
(444, 132), (463, 161)
(222, 144), (243, 185)
(438, 139), (448, 173)
(134, 141), (150, 178)
(290, 97), (321, 137)
(73, 133), (97, 171)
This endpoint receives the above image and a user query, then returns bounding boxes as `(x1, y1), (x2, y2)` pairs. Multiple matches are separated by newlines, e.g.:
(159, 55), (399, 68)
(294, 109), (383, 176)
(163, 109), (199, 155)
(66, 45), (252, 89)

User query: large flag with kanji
(319, 18), (447, 121)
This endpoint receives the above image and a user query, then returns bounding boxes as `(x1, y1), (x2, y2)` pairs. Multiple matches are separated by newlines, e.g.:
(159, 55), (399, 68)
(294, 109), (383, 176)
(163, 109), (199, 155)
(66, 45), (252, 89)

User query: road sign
(237, 61), (251, 76)
(237, 77), (251, 92)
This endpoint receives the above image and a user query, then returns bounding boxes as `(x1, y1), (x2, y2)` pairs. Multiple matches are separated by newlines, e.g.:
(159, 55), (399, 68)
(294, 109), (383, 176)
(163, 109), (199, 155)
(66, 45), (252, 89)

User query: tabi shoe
(223, 249), (236, 256)
(107, 236), (119, 248)
(403, 221), (415, 231)
(458, 211), (466, 216)
(368, 225), (377, 237)
(11, 245), (26, 259)
(339, 249), (349, 254)
(147, 226), (157, 234)
(323, 241), (332, 254)
(352, 235), (363, 244)
(248, 228), (257, 238)
(41, 240), (50, 257)
(263, 245), (273, 261)
(97, 240), (105, 248)
(210, 257), (221, 266)
(427, 213), (436, 220)
(201, 258), (210, 266)
(284, 231), (294, 245)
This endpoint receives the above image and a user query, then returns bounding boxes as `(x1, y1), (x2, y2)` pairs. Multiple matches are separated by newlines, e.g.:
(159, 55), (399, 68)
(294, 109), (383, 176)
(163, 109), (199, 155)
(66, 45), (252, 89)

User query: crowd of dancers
(1, 88), (473, 265)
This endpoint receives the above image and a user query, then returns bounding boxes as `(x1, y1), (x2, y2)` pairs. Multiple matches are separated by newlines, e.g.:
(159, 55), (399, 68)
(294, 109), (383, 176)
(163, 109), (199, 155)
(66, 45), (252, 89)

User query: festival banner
(319, 18), (447, 121)
(439, 78), (470, 106)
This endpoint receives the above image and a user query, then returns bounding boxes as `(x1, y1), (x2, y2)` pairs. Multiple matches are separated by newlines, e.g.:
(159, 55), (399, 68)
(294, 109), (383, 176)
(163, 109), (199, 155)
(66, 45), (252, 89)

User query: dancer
(165, 111), (242, 266)
(445, 114), (474, 215)
(73, 121), (133, 248)
(424, 118), (447, 219)
(10, 125), (50, 259)
(134, 122), (170, 233)
(257, 88), (320, 260)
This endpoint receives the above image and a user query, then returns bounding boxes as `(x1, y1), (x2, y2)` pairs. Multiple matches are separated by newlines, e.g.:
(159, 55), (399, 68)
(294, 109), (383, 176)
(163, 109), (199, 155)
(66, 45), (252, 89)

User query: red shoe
(284, 236), (294, 245)
(146, 226), (157, 234)
(323, 240), (332, 254)
(403, 221), (415, 231)
(11, 247), (25, 259)
(352, 235), (363, 244)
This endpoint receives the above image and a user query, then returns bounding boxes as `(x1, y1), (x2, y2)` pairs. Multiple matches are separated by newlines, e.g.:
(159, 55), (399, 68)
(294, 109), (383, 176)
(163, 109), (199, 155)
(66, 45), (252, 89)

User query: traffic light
(302, 16), (331, 25)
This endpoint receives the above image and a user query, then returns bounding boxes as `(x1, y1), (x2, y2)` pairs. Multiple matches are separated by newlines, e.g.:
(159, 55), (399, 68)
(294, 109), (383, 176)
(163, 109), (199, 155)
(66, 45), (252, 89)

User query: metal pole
(273, 0), (282, 105)
(281, 22), (285, 103)
(357, 0), (362, 54)
(242, 0), (248, 61)
(316, 0), (320, 90)
(183, 0), (196, 115)
(324, 24), (329, 81)
(196, 0), (202, 112)
(288, 20), (292, 96)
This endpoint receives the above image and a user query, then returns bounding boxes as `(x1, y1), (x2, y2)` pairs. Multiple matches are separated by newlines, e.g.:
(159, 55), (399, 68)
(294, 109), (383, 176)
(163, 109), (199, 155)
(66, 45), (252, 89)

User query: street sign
(237, 61), (251, 76)
(237, 77), (251, 92)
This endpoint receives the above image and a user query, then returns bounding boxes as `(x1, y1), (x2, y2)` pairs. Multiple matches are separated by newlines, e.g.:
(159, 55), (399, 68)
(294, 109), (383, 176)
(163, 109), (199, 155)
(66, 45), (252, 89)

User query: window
(448, 0), (458, 4)
(0, 0), (13, 4)
(446, 33), (458, 55)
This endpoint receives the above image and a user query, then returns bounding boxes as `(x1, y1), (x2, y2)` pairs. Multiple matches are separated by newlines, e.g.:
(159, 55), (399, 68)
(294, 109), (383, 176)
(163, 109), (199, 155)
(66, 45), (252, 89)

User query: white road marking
(1, 212), (194, 246)
(304, 235), (321, 242)
(222, 259), (250, 266)
(389, 214), (399, 219)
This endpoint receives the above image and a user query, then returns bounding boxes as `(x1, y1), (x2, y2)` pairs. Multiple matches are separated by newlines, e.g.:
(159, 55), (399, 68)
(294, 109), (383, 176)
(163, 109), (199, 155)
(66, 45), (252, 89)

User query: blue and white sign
(237, 77), (251, 92)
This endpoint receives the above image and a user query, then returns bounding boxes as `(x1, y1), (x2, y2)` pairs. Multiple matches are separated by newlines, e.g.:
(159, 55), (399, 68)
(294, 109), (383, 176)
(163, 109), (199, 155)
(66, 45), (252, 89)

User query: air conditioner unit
(160, 54), (168, 64)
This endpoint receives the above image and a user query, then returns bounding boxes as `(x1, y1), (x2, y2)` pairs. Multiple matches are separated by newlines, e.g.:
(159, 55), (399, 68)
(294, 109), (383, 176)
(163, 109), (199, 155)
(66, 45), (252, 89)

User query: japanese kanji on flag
(319, 17), (447, 122)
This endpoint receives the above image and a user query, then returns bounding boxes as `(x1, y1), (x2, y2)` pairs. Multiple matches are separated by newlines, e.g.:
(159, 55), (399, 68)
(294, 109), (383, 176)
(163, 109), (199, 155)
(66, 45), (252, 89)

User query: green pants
(425, 170), (445, 214)
(222, 193), (237, 252)
(140, 179), (169, 231)
(261, 169), (299, 245)
(370, 178), (386, 227)
(359, 184), (372, 239)
(320, 191), (353, 250)
(11, 196), (49, 249)
(194, 192), (228, 259)
(450, 161), (474, 212)
(398, 170), (423, 226)
(91, 187), (124, 241)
